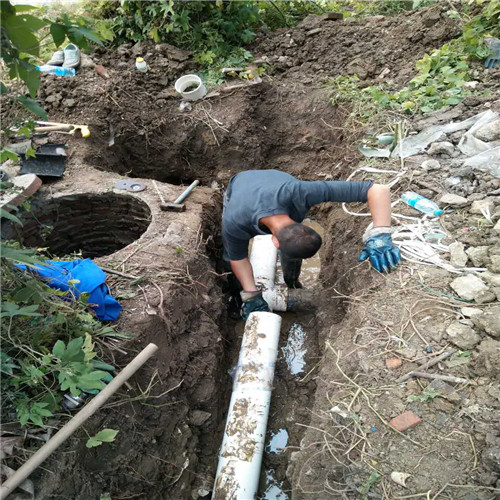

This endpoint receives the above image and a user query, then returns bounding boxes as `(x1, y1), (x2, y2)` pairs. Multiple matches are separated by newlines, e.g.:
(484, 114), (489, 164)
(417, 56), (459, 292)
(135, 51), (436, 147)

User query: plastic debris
(391, 110), (497, 159)
(390, 471), (411, 488)
(359, 133), (396, 158)
(401, 191), (443, 217)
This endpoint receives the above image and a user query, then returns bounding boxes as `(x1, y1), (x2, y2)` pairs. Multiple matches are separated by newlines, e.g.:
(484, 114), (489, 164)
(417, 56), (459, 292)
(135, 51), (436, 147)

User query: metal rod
(0, 343), (159, 500)
(174, 180), (200, 204)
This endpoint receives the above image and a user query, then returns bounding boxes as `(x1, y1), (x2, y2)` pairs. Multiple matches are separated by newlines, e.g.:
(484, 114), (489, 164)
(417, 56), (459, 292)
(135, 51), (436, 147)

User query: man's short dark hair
(277, 223), (322, 259)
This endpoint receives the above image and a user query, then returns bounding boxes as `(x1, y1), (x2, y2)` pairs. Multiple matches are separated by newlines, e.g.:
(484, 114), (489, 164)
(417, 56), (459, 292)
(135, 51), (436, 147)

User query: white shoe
(47, 50), (64, 66)
(62, 44), (81, 68)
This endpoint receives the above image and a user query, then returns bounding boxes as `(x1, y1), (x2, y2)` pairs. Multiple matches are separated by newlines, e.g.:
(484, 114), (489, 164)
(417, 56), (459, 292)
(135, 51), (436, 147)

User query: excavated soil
(3, 4), (500, 500)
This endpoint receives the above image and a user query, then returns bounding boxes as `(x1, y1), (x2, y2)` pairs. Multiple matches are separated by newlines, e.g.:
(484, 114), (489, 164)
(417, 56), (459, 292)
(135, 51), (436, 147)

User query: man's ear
(272, 235), (280, 249)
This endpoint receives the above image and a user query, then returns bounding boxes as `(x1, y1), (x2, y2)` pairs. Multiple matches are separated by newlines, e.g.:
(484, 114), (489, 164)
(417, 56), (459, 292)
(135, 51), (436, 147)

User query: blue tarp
(16, 258), (122, 321)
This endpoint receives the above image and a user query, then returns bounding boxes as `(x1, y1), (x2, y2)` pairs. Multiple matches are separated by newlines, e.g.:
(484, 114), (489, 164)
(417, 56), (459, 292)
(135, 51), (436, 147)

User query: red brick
(389, 411), (421, 432)
(386, 358), (402, 369)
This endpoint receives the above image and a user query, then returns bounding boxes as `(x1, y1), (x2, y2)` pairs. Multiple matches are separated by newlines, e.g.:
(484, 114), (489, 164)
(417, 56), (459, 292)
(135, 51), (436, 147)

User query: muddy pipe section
(213, 312), (282, 499)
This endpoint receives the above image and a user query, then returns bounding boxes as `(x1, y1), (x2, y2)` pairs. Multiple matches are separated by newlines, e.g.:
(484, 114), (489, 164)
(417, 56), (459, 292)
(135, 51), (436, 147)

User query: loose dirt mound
(253, 4), (460, 84)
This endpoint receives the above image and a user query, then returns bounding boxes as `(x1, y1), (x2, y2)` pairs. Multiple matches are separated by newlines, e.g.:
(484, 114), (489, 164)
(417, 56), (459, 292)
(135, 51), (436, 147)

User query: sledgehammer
(153, 180), (200, 212)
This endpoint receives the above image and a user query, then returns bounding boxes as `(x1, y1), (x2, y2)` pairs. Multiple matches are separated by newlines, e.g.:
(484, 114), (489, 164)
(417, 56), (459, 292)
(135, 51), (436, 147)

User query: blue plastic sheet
(16, 258), (122, 321)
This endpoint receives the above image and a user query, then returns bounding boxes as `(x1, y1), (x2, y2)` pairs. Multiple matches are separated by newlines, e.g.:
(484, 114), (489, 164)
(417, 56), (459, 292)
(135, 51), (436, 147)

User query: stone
(446, 322), (481, 349)
(156, 89), (177, 100)
(389, 411), (421, 432)
(423, 10), (440, 27)
(470, 199), (495, 215)
(189, 410), (211, 426)
(482, 447), (500, 472)
(493, 219), (500, 235)
(449, 242), (468, 267)
(461, 307), (484, 318)
(62, 98), (75, 108)
(488, 255), (500, 274)
(492, 287), (500, 301)
(474, 306), (500, 337)
(386, 358), (402, 369)
(428, 379), (462, 403)
(466, 246), (490, 267)
(80, 53), (95, 68)
(427, 141), (455, 156)
(474, 289), (496, 304)
(474, 338), (500, 379)
(421, 159), (441, 171)
(440, 193), (468, 207)
(450, 275), (488, 301)
(306, 28), (322, 36)
(474, 119), (500, 142)
(481, 272), (500, 287)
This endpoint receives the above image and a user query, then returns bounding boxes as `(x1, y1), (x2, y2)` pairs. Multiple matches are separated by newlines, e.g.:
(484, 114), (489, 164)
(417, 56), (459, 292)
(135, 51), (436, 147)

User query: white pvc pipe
(249, 235), (287, 311)
(213, 311), (282, 500)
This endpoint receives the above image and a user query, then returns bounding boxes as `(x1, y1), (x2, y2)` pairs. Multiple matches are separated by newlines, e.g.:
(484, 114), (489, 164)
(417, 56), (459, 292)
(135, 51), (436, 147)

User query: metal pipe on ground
(212, 311), (282, 499)
(0, 343), (159, 500)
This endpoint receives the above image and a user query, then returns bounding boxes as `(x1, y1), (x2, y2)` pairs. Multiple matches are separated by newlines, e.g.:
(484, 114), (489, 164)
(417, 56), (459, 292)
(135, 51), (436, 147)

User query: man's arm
(230, 258), (258, 292)
(359, 184), (401, 272)
(366, 184), (391, 226)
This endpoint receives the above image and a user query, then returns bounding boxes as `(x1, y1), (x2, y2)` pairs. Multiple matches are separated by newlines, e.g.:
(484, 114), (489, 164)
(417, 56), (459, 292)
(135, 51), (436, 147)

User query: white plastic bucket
(174, 74), (207, 101)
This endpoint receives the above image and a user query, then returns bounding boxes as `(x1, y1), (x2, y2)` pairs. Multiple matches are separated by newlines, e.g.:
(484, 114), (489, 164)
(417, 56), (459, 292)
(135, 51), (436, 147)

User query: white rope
(342, 167), (484, 274)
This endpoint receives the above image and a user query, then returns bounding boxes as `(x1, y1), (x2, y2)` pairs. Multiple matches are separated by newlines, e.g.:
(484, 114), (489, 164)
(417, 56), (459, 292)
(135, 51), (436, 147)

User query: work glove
(484, 36), (500, 69)
(358, 226), (401, 273)
(240, 290), (269, 321)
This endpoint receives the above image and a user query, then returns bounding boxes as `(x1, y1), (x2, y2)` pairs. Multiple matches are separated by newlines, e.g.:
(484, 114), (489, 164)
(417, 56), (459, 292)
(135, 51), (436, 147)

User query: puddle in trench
(267, 428), (289, 454)
(281, 322), (307, 376)
(261, 469), (288, 500)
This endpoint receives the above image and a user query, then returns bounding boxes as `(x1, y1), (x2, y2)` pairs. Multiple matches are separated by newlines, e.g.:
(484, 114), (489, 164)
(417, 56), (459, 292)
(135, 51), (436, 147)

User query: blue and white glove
(359, 226), (401, 273)
(240, 290), (269, 321)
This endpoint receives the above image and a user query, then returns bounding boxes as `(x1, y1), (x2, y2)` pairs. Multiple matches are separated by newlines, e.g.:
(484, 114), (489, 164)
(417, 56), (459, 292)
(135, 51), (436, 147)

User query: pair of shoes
(47, 44), (81, 68)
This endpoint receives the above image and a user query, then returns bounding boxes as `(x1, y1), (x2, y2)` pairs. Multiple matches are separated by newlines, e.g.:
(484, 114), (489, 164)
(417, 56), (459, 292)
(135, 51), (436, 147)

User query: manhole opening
(6, 193), (152, 259)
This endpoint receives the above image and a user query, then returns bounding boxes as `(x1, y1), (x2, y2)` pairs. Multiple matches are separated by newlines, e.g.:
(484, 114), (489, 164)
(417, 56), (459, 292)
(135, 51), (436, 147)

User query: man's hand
(240, 290), (269, 321)
(359, 227), (401, 273)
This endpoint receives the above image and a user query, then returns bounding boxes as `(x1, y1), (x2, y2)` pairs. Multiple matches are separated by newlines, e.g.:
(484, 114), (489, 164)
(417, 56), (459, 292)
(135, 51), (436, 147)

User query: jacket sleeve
(297, 180), (374, 207)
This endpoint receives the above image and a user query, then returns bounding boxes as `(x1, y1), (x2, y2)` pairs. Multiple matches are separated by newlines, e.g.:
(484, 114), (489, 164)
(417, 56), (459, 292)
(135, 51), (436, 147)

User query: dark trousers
(280, 251), (303, 289)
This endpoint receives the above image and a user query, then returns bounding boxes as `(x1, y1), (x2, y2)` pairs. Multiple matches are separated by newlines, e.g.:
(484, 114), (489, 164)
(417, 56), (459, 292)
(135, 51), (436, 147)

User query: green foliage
(408, 386), (442, 402)
(86, 428), (118, 448)
(1, 216), (126, 428)
(93, 1), (259, 59)
(0, 0), (102, 125)
(359, 472), (381, 498)
(327, 1), (499, 118)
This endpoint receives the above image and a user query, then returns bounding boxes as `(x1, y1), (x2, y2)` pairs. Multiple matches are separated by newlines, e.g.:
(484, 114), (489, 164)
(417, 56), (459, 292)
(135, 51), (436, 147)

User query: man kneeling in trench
(222, 169), (401, 320)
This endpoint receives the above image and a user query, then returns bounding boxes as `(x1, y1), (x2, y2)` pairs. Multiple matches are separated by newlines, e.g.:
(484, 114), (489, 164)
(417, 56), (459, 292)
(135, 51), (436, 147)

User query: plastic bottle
(36, 65), (76, 77)
(135, 57), (147, 72)
(401, 191), (443, 216)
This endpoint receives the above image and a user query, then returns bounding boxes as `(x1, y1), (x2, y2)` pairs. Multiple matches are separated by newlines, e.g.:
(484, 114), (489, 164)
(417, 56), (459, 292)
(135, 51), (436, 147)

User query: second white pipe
(212, 311), (282, 499)
(249, 235), (287, 311)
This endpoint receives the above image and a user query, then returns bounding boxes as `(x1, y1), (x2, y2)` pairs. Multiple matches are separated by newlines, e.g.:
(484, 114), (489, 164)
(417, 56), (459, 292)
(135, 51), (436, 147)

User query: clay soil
(3, 4), (500, 500)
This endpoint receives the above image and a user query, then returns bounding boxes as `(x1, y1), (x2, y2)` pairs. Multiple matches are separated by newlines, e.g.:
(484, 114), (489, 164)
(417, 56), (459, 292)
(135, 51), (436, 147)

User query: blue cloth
(15, 259), (122, 321)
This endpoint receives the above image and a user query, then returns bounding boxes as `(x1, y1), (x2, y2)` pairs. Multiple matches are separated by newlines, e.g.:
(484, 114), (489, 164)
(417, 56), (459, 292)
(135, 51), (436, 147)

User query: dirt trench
(11, 73), (362, 500)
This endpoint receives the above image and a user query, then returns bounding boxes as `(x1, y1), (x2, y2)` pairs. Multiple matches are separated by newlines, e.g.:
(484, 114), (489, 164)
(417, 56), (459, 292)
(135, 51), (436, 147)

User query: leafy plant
(408, 386), (442, 402)
(1, 214), (125, 428)
(86, 428), (118, 448)
(359, 472), (381, 498)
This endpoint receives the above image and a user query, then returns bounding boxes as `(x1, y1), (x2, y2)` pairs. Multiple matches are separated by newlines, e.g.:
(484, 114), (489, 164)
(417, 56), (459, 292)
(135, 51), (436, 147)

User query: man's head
(275, 223), (322, 259)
